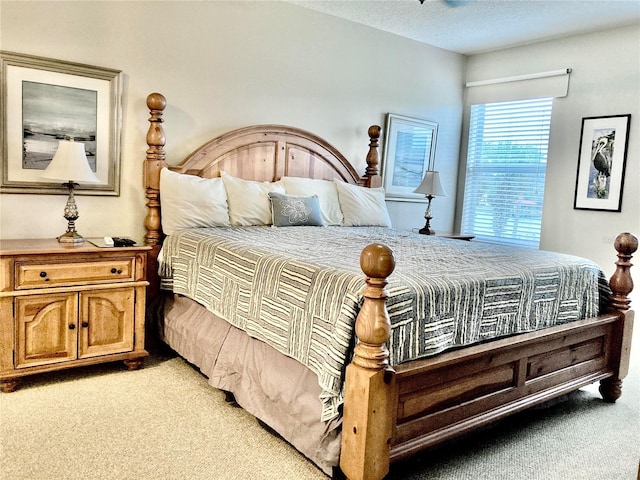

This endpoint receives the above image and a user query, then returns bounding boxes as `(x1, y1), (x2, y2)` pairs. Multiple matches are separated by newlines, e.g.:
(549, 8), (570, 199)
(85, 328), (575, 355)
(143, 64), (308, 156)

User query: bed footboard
(390, 311), (631, 462)
(341, 233), (636, 480)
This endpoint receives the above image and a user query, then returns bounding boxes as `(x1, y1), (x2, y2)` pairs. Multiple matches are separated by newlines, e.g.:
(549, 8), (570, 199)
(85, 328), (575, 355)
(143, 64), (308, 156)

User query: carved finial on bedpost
(341, 244), (396, 480)
(144, 92), (167, 248)
(600, 232), (637, 403)
(353, 244), (395, 369)
(364, 125), (382, 188)
(608, 232), (637, 312)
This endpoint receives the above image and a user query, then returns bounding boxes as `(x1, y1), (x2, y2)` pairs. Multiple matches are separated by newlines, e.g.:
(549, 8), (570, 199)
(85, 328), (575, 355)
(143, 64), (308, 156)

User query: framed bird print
(574, 114), (631, 211)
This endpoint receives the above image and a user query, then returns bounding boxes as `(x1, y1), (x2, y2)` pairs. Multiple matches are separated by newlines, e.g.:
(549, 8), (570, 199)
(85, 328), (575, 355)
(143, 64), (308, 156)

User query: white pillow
(334, 181), (392, 227)
(159, 168), (230, 235)
(221, 172), (285, 226)
(281, 176), (343, 226)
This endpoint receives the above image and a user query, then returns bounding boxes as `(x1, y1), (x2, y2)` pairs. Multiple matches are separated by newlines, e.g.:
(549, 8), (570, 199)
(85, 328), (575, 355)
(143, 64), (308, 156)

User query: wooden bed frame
(143, 93), (636, 480)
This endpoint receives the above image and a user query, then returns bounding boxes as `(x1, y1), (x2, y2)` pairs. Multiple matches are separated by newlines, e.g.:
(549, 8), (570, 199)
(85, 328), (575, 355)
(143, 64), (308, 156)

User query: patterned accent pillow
(268, 192), (324, 227)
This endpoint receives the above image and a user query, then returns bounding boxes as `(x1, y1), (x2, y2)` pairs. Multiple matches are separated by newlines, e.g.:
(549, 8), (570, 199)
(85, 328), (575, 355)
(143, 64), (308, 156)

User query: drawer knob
(111, 268), (117, 274)
(82, 322), (89, 328)
(40, 271), (47, 278)
(68, 324), (76, 330)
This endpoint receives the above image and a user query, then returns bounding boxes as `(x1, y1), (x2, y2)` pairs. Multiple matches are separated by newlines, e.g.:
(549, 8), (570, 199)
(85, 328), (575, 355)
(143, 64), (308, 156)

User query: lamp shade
(413, 170), (447, 196)
(41, 140), (101, 184)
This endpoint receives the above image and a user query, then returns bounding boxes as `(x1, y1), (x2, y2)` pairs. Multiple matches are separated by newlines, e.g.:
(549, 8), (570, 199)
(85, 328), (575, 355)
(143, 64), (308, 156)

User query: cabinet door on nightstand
(79, 288), (135, 358)
(15, 293), (78, 368)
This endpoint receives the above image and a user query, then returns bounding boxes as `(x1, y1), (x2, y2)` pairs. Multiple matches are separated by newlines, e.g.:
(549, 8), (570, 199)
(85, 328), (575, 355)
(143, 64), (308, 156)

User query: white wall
(2, 1), (637, 285)
(0, 1), (465, 240)
(461, 24), (640, 278)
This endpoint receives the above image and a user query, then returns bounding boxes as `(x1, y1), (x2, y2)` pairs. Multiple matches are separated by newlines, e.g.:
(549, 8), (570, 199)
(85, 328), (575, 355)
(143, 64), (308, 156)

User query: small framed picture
(381, 113), (438, 202)
(1, 51), (122, 195)
(574, 114), (631, 211)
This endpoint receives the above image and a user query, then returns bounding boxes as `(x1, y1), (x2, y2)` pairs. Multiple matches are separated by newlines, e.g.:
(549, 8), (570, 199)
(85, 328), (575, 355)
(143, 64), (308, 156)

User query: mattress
(158, 226), (608, 420)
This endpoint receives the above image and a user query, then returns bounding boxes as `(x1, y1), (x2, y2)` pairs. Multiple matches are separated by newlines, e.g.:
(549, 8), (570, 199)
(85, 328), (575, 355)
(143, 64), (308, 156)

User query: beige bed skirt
(159, 294), (341, 475)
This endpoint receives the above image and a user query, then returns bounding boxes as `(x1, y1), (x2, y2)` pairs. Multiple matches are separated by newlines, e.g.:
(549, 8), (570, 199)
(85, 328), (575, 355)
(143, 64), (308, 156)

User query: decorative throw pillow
(159, 168), (230, 235)
(268, 192), (324, 227)
(334, 181), (392, 227)
(221, 172), (285, 226)
(281, 176), (344, 226)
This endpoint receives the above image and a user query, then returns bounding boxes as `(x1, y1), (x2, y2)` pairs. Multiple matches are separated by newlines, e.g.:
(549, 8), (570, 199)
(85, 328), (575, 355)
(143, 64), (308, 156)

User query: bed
(142, 92), (636, 480)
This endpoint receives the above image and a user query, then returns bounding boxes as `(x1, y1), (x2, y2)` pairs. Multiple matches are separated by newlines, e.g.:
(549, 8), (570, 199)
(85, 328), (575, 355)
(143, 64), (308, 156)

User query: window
(461, 97), (553, 248)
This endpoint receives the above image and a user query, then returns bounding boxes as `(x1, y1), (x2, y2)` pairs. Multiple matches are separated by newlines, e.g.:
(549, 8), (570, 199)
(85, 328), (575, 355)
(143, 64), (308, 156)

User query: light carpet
(1, 343), (638, 480)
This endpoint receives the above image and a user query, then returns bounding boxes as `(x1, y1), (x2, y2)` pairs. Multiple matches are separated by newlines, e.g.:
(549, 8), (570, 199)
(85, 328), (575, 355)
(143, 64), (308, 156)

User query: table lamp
(41, 139), (101, 244)
(413, 170), (446, 235)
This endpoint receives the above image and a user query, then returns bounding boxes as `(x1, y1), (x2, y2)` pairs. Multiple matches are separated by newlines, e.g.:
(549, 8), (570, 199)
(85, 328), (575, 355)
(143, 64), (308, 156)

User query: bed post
(362, 126), (382, 188)
(144, 92), (167, 302)
(341, 244), (396, 480)
(599, 232), (637, 402)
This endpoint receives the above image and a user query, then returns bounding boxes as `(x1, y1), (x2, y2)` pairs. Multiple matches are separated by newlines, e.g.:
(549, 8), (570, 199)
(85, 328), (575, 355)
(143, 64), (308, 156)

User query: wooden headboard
(143, 92), (382, 299)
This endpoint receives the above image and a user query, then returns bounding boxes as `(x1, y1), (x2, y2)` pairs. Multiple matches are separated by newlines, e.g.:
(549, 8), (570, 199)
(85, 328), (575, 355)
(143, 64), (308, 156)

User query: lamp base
(419, 194), (436, 235)
(418, 226), (435, 235)
(58, 181), (85, 244)
(58, 231), (86, 244)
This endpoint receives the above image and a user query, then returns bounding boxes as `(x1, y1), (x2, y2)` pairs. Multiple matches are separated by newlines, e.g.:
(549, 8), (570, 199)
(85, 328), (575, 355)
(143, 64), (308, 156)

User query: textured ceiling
(289, 0), (640, 55)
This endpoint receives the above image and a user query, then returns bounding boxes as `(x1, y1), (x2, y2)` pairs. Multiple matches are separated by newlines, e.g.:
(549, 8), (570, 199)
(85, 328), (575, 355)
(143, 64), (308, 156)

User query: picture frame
(574, 114), (631, 211)
(0, 51), (122, 195)
(381, 113), (438, 202)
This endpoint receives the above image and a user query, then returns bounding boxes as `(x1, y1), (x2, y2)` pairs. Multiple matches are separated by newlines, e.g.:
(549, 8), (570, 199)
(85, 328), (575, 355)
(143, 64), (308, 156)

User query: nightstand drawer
(15, 257), (136, 289)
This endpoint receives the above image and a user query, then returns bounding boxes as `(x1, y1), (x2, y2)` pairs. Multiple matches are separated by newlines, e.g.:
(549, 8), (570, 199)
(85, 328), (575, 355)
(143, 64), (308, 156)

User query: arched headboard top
(174, 124), (365, 185)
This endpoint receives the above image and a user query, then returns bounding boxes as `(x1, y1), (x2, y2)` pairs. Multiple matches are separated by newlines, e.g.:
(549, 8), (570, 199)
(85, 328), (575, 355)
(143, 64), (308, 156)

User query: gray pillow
(268, 192), (324, 227)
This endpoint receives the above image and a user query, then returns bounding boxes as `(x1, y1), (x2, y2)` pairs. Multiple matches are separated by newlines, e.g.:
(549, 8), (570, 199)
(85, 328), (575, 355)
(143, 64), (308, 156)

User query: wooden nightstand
(0, 239), (150, 392)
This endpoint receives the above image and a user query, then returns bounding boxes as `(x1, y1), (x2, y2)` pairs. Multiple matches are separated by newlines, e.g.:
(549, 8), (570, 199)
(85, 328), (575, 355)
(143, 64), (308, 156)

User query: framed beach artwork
(382, 113), (439, 202)
(0, 51), (122, 195)
(574, 114), (631, 211)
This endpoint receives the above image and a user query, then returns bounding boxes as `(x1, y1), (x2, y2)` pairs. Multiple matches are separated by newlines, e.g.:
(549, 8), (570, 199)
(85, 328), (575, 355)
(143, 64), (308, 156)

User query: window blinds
(460, 97), (553, 248)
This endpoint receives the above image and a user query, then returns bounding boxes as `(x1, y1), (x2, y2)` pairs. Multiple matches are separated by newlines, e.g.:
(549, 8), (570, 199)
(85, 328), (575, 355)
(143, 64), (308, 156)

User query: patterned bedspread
(159, 226), (608, 420)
